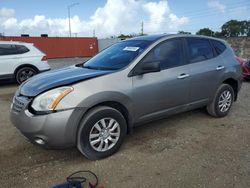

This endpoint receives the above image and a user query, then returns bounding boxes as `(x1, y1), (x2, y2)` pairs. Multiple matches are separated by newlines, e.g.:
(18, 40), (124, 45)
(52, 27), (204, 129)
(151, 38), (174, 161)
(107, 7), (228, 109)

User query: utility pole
(68, 3), (79, 37)
(210, 27), (213, 36)
(93, 29), (95, 37)
(141, 21), (144, 36)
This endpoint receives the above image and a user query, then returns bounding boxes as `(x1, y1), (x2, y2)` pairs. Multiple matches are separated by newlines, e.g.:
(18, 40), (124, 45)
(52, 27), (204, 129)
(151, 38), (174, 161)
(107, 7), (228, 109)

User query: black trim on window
(16, 45), (30, 54)
(0, 44), (29, 56)
(210, 39), (226, 56)
(185, 37), (215, 64)
(139, 38), (186, 71)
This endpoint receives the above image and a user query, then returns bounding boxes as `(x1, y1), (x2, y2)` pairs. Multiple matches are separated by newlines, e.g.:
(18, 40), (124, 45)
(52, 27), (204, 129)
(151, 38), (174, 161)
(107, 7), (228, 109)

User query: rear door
(0, 44), (21, 76)
(184, 37), (226, 108)
(132, 38), (191, 122)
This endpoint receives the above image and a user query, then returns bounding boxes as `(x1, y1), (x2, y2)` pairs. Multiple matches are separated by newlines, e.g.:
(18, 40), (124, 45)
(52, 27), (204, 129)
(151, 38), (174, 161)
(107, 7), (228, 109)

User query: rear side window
(186, 38), (214, 63)
(211, 40), (226, 55)
(16, 45), (29, 54)
(0, 44), (18, 55)
(142, 39), (184, 70)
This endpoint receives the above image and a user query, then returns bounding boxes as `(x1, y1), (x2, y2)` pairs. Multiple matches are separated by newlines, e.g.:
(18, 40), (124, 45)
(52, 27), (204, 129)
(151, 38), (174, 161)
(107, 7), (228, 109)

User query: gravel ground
(0, 59), (250, 188)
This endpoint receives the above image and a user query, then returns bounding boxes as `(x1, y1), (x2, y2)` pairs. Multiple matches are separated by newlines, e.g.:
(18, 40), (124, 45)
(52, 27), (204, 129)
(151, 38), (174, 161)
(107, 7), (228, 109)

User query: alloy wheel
(218, 90), (232, 113)
(89, 118), (120, 152)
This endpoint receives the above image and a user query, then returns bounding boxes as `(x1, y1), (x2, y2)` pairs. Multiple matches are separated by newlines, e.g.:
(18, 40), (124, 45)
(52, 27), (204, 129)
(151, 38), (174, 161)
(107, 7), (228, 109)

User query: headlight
(31, 86), (74, 112)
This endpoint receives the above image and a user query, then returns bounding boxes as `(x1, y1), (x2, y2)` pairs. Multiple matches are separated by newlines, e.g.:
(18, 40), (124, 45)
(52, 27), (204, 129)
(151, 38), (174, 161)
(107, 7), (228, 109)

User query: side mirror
(129, 61), (161, 76)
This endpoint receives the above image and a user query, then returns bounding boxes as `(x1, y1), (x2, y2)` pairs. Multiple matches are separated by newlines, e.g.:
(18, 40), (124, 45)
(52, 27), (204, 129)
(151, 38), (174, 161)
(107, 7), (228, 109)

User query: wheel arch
(76, 91), (134, 136)
(14, 64), (39, 76)
(222, 78), (238, 101)
(87, 101), (132, 133)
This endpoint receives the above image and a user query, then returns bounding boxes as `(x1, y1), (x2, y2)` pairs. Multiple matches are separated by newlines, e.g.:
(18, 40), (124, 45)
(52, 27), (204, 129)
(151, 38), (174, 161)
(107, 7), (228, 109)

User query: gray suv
(10, 34), (242, 160)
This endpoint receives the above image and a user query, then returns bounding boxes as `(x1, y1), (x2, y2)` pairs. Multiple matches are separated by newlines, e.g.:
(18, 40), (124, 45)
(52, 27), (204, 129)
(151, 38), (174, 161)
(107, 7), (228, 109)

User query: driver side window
(141, 39), (184, 70)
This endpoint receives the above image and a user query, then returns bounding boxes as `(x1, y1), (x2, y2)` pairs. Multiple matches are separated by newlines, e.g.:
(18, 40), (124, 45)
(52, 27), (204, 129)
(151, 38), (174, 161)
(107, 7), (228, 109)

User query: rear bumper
(10, 95), (86, 148)
(36, 61), (51, 72)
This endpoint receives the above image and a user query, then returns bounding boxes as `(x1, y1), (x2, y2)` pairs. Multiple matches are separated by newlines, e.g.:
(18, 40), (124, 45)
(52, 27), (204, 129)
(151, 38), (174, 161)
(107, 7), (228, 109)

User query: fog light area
(34, 138), (45, 145)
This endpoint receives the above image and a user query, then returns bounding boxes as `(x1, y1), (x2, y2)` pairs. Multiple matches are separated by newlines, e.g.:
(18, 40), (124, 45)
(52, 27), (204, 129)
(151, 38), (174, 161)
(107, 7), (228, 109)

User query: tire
(77, 106), (127, 160)
(206, 84), (234, 117)
(15, 67), (37, 84)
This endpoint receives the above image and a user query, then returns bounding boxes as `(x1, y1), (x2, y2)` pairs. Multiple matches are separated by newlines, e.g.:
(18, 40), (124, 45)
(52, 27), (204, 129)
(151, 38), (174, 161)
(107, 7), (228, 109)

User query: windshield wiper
(82, 65), (98, 70)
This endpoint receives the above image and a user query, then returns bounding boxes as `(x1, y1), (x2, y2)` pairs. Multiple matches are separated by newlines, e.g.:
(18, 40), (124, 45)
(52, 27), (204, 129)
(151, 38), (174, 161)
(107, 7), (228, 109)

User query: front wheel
(77, 106), (127, 160)
(206, 84), (234, 117)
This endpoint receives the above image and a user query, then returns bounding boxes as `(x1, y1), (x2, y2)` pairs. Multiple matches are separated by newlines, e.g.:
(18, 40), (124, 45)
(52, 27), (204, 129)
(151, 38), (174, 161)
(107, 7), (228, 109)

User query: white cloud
(0, 7), (15, 18)
(207, 0), (226, 13)
(0, 0), (189, 37)
(143, 1), (188, 33)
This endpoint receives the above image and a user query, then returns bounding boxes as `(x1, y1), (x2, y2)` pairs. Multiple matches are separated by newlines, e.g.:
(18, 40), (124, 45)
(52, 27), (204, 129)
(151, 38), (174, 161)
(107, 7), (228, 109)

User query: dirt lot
(0, 59), (250, 188)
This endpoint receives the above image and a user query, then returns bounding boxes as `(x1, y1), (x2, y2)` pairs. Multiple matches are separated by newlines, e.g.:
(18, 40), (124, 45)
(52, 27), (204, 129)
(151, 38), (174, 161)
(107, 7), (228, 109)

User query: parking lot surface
(0, 58), (250, 188)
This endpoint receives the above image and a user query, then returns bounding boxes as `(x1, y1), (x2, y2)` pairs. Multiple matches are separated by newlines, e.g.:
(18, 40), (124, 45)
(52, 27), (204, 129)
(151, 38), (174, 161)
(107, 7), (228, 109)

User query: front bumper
(10, 95), (86, 148)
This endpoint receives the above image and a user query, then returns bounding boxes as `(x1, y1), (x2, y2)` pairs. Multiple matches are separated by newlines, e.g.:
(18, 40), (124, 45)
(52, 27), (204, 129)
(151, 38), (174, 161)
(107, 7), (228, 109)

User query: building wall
(0, 36), (98, 59)
(98, 38), (122, 52)
(225, 37), (250, 59)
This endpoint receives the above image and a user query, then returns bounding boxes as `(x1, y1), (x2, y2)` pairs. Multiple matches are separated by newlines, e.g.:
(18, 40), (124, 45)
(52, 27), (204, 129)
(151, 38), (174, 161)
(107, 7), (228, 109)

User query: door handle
(216, 66), (225, 70)
(178, 73), (190, 79)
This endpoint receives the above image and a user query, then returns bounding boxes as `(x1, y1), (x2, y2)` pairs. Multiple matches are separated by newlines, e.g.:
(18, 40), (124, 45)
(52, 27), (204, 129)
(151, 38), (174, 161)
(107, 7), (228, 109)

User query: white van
(0, 41), (50, 84)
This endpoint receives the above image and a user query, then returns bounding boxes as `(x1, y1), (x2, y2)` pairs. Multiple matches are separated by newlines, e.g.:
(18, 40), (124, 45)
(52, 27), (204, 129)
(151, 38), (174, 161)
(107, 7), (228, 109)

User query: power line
(171, 0), (249, 17)
(131, 4), (249, 31)
(143, 3), (250, 25)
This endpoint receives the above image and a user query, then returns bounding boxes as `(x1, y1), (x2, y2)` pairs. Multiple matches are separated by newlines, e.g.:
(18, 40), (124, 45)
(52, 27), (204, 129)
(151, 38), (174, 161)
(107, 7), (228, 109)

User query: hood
(20, 65), (113, 97)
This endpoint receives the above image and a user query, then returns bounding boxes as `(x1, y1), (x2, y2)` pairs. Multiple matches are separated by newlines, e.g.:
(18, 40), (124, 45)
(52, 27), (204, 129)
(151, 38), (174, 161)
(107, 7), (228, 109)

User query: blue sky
(0, 0), (249, 37)
(0, 0), (106, 20)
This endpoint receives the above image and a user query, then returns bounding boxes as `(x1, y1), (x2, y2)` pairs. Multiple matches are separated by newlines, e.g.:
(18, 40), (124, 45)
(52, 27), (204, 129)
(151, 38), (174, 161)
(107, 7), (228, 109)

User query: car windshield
(83, 40), (151, 70)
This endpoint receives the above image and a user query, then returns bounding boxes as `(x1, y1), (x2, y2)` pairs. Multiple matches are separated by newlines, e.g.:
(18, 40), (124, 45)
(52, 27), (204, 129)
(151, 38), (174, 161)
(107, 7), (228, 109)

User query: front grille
(12, 96), (29, 113)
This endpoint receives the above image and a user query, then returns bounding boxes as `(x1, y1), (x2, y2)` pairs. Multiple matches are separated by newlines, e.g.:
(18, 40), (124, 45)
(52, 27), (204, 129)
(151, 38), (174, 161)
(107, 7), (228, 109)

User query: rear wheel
(206, 84), (234, 117)
(77, 106), (127, 160)
(15, 67), (37, 84)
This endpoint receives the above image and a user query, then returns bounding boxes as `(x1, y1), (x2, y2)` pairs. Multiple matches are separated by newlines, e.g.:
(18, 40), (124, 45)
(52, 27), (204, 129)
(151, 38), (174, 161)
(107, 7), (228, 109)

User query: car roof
(127, 34), (172, 42)
(0, 40), (31, 45)
(127, 34), (226, 43)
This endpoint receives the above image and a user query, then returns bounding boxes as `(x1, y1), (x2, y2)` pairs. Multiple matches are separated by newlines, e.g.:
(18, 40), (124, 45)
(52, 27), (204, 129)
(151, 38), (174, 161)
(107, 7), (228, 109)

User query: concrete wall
(98, 38), (122, 52)
(225, 37), (250, 58)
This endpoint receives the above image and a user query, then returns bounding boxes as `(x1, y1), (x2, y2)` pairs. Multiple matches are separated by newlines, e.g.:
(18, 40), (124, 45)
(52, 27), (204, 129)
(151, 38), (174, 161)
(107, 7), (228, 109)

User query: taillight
(242, 66), (249, 75)
(41, 55), (47, 61)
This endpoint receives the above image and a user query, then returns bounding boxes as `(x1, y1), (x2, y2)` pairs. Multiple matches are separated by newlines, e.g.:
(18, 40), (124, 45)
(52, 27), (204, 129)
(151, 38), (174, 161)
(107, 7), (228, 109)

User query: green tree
(243, 20), (250, 36)
(221, 20), (245, 37)
(117, 34), (132, 39)
(196, 28), (214, 36)
(178, 30), (191, 34)
(214, 31), (223, 38)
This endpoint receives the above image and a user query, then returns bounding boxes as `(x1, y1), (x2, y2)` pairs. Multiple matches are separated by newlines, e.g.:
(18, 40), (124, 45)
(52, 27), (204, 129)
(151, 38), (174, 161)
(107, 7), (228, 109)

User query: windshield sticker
(123, 47), (140, 52)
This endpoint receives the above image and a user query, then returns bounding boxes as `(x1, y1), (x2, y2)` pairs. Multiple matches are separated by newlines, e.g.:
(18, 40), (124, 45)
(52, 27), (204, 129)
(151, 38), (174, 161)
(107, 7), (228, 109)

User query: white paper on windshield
(123, 47), (140, 51)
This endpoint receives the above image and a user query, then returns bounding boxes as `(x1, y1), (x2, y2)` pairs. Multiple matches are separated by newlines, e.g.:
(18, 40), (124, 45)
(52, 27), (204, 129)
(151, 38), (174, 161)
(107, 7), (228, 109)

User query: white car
(0, 41), (51, 84)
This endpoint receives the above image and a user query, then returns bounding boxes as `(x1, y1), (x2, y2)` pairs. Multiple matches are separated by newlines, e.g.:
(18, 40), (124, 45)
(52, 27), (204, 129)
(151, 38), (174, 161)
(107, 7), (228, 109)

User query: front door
(131, 38), (191, 122)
